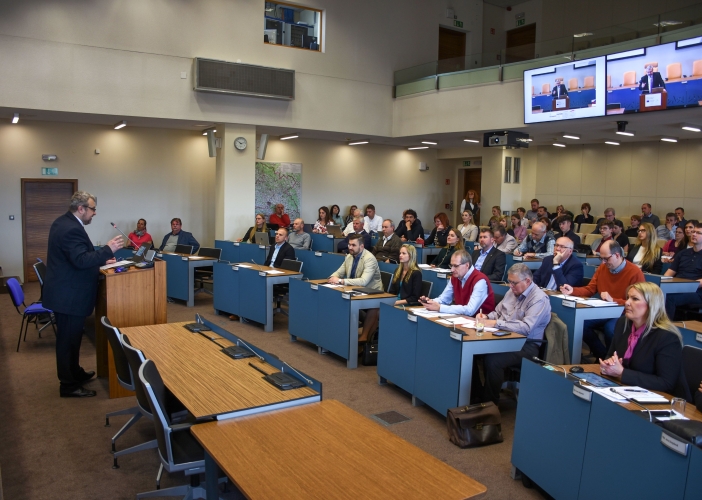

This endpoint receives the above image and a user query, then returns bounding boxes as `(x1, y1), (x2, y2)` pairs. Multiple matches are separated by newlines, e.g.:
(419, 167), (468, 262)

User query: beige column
(215, 124), (257, 241)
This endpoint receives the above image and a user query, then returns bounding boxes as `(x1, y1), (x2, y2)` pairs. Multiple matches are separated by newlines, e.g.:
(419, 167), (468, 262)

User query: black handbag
(447, 402), (504, 448)
(661, 420), (702, 449)
(361, 331), (378, 366)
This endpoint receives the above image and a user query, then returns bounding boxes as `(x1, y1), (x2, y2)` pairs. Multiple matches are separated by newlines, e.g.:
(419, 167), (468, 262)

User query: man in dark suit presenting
(264, 228), (295, 268)
(551, 78), (568, 98)
(639, 64), (666, 92)
(43, 191), (123, 397)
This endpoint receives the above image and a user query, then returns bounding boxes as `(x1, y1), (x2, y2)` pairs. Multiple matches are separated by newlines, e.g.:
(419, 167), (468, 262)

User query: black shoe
(60, 387), (97, 398)
(79, 370), (96, 382)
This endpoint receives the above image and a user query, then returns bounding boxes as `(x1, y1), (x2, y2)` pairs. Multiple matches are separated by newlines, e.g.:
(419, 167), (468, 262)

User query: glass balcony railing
(395, 5), (702, 98)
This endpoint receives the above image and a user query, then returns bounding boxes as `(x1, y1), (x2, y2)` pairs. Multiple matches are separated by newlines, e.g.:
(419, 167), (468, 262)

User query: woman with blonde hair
(625, 222), (662, 274)
(600, 282), (687, 397)
(459, 189), (480, 224)
(389, 244), (423, 306)
(431, 228), (464, 269)
(457, 210), (478, 242)
(238, 214), (268, 243)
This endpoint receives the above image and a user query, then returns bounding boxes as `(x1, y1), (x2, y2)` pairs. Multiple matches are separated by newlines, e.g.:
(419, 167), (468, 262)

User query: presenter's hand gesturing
(107, 235), (124, 253)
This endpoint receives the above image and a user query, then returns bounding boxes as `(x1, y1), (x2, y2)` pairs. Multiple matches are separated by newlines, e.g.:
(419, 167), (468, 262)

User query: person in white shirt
(364, 204), (383, 233)
(343, 208), (370, 236)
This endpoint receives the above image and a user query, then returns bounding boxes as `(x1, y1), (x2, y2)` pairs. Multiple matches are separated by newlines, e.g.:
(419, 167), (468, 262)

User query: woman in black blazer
(431, 228), (464, 269)
(425, 212), (452, 247)
(625, 222), (662, 274)
(600, 282), (687, 398)
(238, 214), (268, 243)
(388, 244), (423, 305)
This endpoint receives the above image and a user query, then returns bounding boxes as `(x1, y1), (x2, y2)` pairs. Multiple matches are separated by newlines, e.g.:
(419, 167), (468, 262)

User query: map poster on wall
(255, 162), (302, 221)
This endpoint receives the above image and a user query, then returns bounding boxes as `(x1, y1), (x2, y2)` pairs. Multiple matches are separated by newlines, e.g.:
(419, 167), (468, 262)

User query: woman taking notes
(238, 214), (268, 243)
(626, 222), (662, 274)
(431, 228), (464, 269)
(389, 244), (423, 306)
(457, 210), (478, 242)
(600, 282), (687, 397)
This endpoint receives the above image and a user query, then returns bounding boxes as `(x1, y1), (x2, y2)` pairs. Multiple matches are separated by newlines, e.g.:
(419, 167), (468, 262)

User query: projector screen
(524, 57), (606, 124)
(605, 37), (702, 115)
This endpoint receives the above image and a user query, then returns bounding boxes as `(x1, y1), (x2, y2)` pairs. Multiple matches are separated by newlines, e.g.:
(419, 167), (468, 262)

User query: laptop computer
(326, 225), (344, 237)
(254, 232), (270, 246)
(128, 243), (151, 263)
(352, 286), (385, 295)
(575, 243), (594, 257)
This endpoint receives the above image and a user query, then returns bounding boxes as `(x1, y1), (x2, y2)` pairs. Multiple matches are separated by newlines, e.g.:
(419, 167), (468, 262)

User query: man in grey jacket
(288, 218), (312, 250)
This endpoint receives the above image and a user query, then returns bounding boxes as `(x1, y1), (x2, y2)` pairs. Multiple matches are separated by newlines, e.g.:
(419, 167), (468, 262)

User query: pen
(623, 389), (646, 393)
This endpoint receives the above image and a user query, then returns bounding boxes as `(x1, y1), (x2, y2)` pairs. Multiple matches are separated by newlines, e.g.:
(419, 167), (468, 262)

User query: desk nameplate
(573, 385), (592, 402)
(661, 431), (689, 456)
(449, 331), (463, 341)
(311, 284), (318, 290)
(182, 257), (188, 261)
(408, 314), (417, 322)
(156, 253), (163, 258)
(232, 266), (240, 271)
(697, 333), (702, 344)
(259, 271), (267, 276)
(562, 299), (576, 308)
(327, 234), (334, 239)
(315, 252), (322, 257)
(259, 245), (266, 249)
(437, 273), (448, 279)
(233, 242), (240, 246)
(342, 293), (351, 300)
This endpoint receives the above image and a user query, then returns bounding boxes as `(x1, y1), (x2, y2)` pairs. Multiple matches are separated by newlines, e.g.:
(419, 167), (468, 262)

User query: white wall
(0, 121), (216, 280)
(481, 3), (507, 64)
(533, 138), (702, 221)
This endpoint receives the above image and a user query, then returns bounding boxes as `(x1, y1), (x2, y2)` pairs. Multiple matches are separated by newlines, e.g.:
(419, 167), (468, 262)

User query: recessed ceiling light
(421, 141), (438, 145)
(653, 20), (682, 27)
(553, 143), (566, 147)
(408, 146), (429, 150)
(114, 120), (127, 130)
(661, 137), (678, 143)
(202, 129), (216, 136)
(563, 134), (580, 140)
(573, 32), (593, 38)
(12, 113), (19, 124)
(605, 141), (620, 145)
(615, 130), (635, 137)
(681, 124), (701, 132)
(194, 124), (210, 127)
(280, 134), (298, 140)
(348, 141), (369, 146)
(463, 139), (480, 143)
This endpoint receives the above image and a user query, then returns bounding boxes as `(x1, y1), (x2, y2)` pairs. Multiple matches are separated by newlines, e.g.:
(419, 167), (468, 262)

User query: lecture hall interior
(1, 1), (702, 499)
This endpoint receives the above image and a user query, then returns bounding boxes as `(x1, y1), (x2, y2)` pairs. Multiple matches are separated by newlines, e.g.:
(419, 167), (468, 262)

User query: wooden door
(462, 168), (482, 225)
(22, 179), (77, 281)
(505, 23), (536, 64)
(438, 26), (466, 74)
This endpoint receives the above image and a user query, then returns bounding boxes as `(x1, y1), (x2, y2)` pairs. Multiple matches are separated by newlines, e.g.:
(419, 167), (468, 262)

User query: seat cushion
(25, 303), (52, 314)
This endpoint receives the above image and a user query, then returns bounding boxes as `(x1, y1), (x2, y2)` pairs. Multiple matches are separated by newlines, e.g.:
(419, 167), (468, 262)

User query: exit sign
(463, 161), (471, 166)
(454, 20), (463, 28)
(41, 167), (58, 176)
(517, 18), (525, 27)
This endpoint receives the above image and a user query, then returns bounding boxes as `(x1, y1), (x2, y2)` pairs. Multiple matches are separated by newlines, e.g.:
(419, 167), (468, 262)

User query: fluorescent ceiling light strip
(661, 137), (678, 143)
(408, 146), (428, 150)
(616, 131), (635, 136)
(114, 120), (127, 129)
(681, 125), (701, 132)
(280, 135), (298, 140)
(463, 139), (480, 143)
(605, 141), (620, 145)
(348, 141), (368, 146)
(12, 113), (19, 124)
(421, 141), (437, 145)
(553, 143), (566, 147)
(563, 134), (580, 140)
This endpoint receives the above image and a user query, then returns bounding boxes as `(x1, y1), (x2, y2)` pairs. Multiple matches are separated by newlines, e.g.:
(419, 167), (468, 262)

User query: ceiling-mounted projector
(483, 131), (530, 148)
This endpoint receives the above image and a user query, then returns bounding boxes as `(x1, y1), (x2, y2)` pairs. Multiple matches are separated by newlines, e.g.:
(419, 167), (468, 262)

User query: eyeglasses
(554, 244), (573, 250)
(449, 263), (467, 268)
(638, 229), (646, 233)
(599, 254), (614, 262)
(507, 278), (525, 287)
(83, 205), (97, 212)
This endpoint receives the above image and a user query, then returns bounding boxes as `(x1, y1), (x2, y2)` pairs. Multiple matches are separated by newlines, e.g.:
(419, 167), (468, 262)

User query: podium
(639, 89), (667, 112)
(95, 260), (167, 398)
(552, 96), (569, 111)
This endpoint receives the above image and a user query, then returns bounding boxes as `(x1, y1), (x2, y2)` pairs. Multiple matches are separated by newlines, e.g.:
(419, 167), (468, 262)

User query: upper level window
(264, 2), (322, 52)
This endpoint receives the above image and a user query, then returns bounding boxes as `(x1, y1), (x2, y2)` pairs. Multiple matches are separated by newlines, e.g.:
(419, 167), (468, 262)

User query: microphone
(236, 338), (264, 361)
(251, 258), (262, 271)
(196, 313), (203, 324)
(610, 388), (653, 422)
(532, 356), (566, 378)
(281, 360), (313, 385)
(110, 222), (139, 248)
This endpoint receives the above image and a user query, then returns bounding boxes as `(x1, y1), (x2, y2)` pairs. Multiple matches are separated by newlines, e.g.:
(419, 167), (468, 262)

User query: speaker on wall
(257, 134), (268, 160)
(206, 130), (216, 157)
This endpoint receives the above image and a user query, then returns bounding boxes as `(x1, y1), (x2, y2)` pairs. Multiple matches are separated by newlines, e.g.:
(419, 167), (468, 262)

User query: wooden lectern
(639, 89), (667, 112)
(95, 260), (167, 398)
(552, 96), (570, 111)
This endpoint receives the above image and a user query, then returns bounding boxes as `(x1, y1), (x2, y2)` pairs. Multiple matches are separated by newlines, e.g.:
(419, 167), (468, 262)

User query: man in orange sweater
(560, 240), (644, 361)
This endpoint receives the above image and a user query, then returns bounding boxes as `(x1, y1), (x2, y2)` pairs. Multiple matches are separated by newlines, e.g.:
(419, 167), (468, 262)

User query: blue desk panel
(215, 240), (240, 263)
(512, 360), (592, 500)
(377, 303), (418, 394)
(309, 233), (335, 253)
(238, 267), (268, 325)
(237, 243), (267, 265)
(607, 79), (702, 112)
(583, 264), (597, 279)
(317, 286), (351, 360)
(160, 253), (189, 301)
(421, 270), (450, 299)
(685, 445), (702, 500)
(579, 393), (691, 499)
(377, 262), (398, 275)
(288, 279), (320, 345)
(213, 262), (240, 316)
(414, 318), (464, 415)
(680, 326), (702, 348)
(532, 88), (596, 112)
(295, 250), (345, 280)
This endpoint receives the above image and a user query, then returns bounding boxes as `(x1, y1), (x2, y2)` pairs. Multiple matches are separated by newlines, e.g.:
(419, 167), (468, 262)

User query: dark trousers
(665, 289), (702, 320)
(54, 312), (88, 393)
(479, 342), (539, 404)
(582, 317), (618, 361)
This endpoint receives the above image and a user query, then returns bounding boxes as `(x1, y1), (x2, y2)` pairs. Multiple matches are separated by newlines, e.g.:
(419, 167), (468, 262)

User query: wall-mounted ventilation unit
(194, 58), (295, 100)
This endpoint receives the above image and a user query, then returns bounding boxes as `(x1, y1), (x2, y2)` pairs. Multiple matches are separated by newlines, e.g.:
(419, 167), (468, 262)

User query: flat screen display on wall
(524, 57), (606, 124)
(605, 37), (702, 115)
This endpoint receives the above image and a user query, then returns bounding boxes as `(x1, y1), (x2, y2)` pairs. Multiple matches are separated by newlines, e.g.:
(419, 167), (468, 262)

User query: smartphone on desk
(493, 331), (511, 337)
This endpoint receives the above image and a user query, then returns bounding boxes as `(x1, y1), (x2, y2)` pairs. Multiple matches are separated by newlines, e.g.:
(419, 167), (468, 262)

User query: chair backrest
(421, 280), (433, 298)
(643, 61), (658, 71)
(380, 271), (392, 292)
(101, 316), (133, 390)
(6, 278), (25, 310)
(623, 71), (636, 86)
(568, 78), (578, 90)
(174, 244), (194, 255)
(197, 247), (222, 259)
(667, 62), (682, 80)
(584, 75), (594, 88)
(693, 60), (702, 77)
(583, 233), (600, 246)
(120, 334), (153, 418)
(655, 239), (666, 249)
(682, 345), (702, 403)
(33, 261), (47, 286)
(541, 83), (550, 94)
(581, 277), (591, 287)
(578, 223), (597, 234)
(281, 259), (303, 272)
(606, 74), (612, 88)
(139, 360), (173, 466)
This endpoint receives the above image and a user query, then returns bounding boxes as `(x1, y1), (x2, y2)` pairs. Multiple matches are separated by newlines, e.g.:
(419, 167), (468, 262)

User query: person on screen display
(639, 64), (666, 92)
(551, 78), (568, 98)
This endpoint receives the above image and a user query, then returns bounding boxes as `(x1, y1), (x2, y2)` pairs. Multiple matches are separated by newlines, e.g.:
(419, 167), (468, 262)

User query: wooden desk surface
(191, 399), (486, 500)
(563, 364), (702, 422)
(425, 315), (525, 342)
(545, 290), (624, 310)
(160, 252), (217, 261)
(309, 279), (396, 300)
(674, 320), (702, 333)
(121, 322), (318, 418)
(231, 263), (301, 276)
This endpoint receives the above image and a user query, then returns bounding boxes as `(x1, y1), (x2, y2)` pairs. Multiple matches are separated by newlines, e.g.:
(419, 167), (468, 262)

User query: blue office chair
(6, 278), (56, 352)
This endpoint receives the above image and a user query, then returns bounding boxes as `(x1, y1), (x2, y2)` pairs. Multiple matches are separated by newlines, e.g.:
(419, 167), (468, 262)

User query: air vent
(194, 58), (294, 100)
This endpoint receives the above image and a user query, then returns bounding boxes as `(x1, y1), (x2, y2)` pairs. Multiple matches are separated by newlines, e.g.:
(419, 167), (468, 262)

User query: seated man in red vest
(420, 249), (495, 316)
